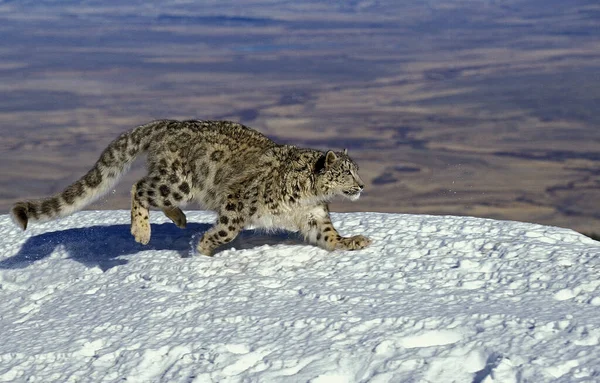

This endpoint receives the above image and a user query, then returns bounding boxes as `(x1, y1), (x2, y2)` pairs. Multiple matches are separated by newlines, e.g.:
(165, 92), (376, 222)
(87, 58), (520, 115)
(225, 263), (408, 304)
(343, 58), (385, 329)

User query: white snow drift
(0, 211), (599, 382)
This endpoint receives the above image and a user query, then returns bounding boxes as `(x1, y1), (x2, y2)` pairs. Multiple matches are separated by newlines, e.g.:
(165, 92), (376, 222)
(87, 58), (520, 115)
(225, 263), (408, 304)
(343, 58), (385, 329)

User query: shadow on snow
(1, 222), (305, 271)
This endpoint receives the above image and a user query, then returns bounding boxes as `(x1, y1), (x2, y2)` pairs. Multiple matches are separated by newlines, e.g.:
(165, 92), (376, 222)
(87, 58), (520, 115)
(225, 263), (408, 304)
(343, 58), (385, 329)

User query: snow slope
(0, 211), (599, 383)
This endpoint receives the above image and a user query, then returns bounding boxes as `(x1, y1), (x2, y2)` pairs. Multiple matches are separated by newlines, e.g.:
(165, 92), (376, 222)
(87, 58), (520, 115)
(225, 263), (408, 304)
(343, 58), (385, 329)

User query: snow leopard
(11, 120), (372, 255)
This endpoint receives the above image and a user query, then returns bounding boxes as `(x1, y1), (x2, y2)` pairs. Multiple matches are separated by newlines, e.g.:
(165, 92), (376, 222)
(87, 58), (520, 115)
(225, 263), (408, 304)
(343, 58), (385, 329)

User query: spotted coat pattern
(11, 120), (371, 255)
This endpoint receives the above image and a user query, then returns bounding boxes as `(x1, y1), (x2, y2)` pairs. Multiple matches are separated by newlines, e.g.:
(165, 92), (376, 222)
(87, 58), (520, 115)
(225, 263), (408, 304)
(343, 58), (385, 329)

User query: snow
(0, 210), (599, 382)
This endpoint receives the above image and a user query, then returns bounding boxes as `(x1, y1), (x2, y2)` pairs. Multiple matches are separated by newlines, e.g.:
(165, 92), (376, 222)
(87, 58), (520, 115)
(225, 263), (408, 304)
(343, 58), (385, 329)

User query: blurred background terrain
(0, 0), (599, 234)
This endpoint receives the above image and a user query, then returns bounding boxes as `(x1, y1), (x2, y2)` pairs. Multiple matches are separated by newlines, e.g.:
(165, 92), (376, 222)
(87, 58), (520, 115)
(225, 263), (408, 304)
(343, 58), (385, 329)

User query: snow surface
(0, 211), (599, 383)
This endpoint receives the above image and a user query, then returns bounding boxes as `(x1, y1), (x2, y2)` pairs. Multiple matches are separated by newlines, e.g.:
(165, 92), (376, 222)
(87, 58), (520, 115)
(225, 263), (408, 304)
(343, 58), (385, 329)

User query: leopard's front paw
(196, 238), (215, 257)
(337, 235), (372, 251)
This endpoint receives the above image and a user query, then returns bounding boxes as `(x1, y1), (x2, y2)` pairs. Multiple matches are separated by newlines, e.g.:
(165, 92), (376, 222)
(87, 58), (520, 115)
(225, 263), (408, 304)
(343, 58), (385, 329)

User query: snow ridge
(0, 211), (599, 382)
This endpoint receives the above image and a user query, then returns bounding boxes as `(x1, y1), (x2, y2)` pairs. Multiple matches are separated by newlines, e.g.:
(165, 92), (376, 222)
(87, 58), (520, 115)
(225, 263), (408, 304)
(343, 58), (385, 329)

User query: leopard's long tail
(10, 121), (163, 230)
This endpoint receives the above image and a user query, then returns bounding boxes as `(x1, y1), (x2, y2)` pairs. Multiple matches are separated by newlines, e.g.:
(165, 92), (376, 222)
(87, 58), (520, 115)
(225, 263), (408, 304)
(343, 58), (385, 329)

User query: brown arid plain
(0, 0), (599, 235)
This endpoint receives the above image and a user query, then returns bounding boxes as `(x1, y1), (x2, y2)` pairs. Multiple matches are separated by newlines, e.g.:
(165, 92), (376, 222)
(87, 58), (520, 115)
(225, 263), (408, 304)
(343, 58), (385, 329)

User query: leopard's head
(314, 150), (365, 201)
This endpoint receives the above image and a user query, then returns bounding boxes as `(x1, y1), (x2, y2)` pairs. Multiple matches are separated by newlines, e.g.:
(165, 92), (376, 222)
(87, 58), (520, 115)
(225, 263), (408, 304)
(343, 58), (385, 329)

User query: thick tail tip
(10, 202), (29, 230)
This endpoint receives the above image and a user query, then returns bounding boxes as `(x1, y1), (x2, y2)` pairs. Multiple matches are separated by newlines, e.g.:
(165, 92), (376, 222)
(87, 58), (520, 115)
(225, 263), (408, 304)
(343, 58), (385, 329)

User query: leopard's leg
(196, 199), (246, 256)
(299, 204), (372, 251)
(130, 181), (151, 245)
(131, 172), (192, 244)
(162, 207), (187, 228)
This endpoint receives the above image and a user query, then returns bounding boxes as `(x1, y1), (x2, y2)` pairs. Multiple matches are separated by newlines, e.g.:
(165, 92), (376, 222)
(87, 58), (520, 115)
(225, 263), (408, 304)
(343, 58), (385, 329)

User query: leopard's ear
(325, 150), (338, 168)
(343, 148), (348, 155)
(314, 151), (338, 173)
